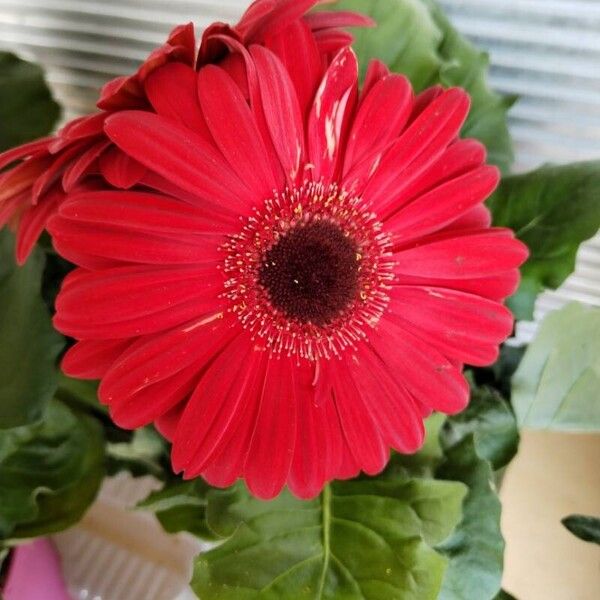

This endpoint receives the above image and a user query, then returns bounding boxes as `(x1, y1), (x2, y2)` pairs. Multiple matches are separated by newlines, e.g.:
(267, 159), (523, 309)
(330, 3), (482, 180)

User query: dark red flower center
(222, 182), (394, 360)
(258, 220), (360, 327)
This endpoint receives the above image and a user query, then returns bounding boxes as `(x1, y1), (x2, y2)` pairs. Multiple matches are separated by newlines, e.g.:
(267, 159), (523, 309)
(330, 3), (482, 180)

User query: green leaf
(193, 478), (467, 599)
(0, 52), (60, 151)
(489, 346), (526, 400)
(0, 399), (105, 540)
(106, 426), (168, 478)
(436, 436), (504, 600)
(561, 515), (600, 545)
(0, 230), (64, 429)
(441, 385), (519, 470)
(332, 0), (514, 172)
(55, 373), (106, 417)
(139, 479), (217, 540)
(512, 303), (600, 431)
(334, 0), (443, 90)
(494, 592), (517, 600)
(488, 162), (600, 320)
(382, 413), (446, 479)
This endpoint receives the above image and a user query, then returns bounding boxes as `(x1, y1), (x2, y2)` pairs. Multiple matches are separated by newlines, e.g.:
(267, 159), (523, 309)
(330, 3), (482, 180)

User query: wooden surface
(501, 431), (600, 599)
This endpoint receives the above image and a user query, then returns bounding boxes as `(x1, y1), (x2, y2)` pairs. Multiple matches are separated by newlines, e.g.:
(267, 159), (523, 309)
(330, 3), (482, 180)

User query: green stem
(316, 483), (332, 599)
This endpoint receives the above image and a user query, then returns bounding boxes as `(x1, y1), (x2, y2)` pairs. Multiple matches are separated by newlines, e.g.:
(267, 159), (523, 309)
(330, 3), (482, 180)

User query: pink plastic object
(4, 538), (72, 600)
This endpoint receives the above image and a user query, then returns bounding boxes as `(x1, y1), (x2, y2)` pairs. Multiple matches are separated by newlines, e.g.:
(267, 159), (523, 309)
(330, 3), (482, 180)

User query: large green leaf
(193, 477), (467, 599)
(488, 162), (600, 320)
(436, 437), (504, 600)
(332, 0), (514, 173)
(0, 399), (105, 540)
(0, 52), (60, 151)
(440, 384), (519, 471)
(0, 230), (64, 429)
(512, 303), (600, 431)
(334, 0), (443, 90)
(561, 515), (600, 546)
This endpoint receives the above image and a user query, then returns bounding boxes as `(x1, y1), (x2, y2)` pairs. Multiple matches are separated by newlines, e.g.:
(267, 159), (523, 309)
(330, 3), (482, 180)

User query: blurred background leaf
(512, 303), (600, 431)
(0, 399), (105, 541)
(0, 230), (64, 429)
(0, 52), (60, 151)
(138, 479), (217, 541)
(488, 162), (600, 320)
(561, 515), (600, 545)
(435, 391), (511, 600)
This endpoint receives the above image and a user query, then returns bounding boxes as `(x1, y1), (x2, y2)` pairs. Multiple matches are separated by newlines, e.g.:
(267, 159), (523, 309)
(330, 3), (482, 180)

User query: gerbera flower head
(48, 36), (528, 500)
(0, 0), (370, 264)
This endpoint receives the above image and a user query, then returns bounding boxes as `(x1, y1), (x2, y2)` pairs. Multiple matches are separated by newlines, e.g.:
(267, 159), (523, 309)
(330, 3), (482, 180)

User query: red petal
(48, 215), (223, 267)
(393, 229), (529, 279)
(145, 63), (210, 136)
(59, 190), (235, 236)
(172, 334), (262, 475)
(0, 155), (51, 203)
(343, 74), (413, 175)
(362, 60), (390, 99)
(314, 30), (355, 55)
(348, 348), (425, 452)
(362, 88), (470, 210)
(410, 85), (444, 123)
(329, 361), (388, 475)
(386, 165), (500, 242)
(388, 286), (516, 365)
(62, 339), (133, 379)
(100, 313), (237, 412)
(55, 265), (224, 338)
(370, 320), (469, 414)
(173, 338), (265, 478)
(99, 147), (146, 189)
(444, 204), (492, 233)
(109, 362), (200, 429)
(288, 363), (336, 499)
(264, 20), (323, 119)
(200, 367), (265, 489)
(155, 401), (186, 441)
(250, 45), (305, 184)
(139, 171), (235, 215)
(97, 75), (145, 111)
(382, 138), (487, 211)
(0, 136), (52, 170)
(197, 65), (280, 198)
(244, 357), (298, 500)
(50, 113), (107, 152)
(394, 269), (520, 302)
(32, 141), (89, 203)
(62, 139), (111, 192)
(104, 111), (255, 212)
(16, 187), (63, 264)
(308, 47), (358, 182)
(0, 191), (29, 228)
(240, 0), (319, 41)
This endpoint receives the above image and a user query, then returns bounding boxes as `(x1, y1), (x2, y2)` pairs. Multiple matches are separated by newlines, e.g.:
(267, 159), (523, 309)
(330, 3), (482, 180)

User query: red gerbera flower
(0, 0), (370, 264)
(48, 42), (527, 499)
